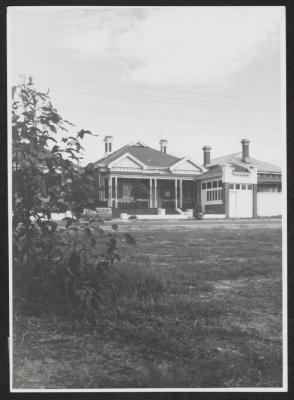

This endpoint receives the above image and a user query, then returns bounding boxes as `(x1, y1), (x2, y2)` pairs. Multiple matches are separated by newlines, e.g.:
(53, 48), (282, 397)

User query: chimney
(104, 135), (113, 156)
(202, 145), (212, 167)
(241, 139), (250, 163)
(160, 139), (168, 154)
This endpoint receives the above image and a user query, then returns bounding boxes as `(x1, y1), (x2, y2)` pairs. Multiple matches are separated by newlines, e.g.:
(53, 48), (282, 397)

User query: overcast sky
(8, 6), (285, 167)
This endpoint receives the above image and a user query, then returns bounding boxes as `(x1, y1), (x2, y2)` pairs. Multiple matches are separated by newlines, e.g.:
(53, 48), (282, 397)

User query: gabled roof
(208, 152), (281, 174)
(169, 157), (204, 172)
(107, 152), (147, 169)
(93, 141), (180, 168)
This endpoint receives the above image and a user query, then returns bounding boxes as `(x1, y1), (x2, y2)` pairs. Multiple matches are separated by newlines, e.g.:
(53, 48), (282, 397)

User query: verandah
(100, 176), (196, 209)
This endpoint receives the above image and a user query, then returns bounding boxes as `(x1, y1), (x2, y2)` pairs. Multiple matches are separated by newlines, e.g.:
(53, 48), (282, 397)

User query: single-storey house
(93, 136), (205, 214)
(91, 136), (282, 218)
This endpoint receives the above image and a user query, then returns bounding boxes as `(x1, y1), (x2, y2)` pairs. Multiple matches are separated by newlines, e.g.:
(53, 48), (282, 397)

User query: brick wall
(204, 204), (225, 214)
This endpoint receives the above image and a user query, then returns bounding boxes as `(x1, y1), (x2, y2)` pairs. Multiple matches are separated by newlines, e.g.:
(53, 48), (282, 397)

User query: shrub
(13, 213), (164, 323)
(11, 80), (164, 325)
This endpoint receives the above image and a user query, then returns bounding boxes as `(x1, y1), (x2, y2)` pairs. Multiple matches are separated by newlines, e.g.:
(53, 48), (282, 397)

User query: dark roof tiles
(94, 144), (179, 168)
(197, 165), (223, 180)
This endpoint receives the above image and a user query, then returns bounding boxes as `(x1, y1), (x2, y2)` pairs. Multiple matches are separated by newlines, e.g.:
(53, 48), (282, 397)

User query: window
(203, 179), (222, 204)
(248, 184), (253, 190)
(229, 184), (234, 189)
(241, 184), (246, 190)
(206, 189), (222, 202)
(257, 184), (279, 193)
(235, 184), (240, 190)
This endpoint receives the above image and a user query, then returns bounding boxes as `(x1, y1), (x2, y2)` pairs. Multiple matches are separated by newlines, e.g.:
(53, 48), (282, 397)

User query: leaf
(50, 113), (61, 124)
(77, 130), (85, 139)
(64, 120), (75, 126)
(22, 111), (35, 119)
(42, 106), (52, 112)
(65, 148), (78, 160)
(51, 145), (59, 153)
(49, 124), (57, 133)
(77, 129), (96, 139)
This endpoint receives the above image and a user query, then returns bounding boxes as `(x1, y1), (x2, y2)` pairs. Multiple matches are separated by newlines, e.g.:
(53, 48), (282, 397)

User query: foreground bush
(13, 216), (164, 323)
(11, 80), (165, 324)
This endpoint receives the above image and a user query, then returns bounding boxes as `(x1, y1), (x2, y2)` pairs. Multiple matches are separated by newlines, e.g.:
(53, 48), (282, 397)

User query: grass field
(12, 219), (283, 389)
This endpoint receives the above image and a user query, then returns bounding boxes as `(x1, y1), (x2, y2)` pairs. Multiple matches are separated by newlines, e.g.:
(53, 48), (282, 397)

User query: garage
(229, 184), (253, 218)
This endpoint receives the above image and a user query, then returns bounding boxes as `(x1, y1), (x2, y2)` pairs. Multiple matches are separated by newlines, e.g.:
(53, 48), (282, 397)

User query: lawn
(12, 219), (283, 389)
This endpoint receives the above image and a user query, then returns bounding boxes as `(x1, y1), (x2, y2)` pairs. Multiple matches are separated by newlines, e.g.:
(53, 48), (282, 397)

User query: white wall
(221, 164), (258, 184)
(257, 192), (282, 217)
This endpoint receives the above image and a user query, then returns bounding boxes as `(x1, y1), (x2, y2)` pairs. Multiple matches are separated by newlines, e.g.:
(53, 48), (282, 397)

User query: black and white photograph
(8, 5), (286, 391)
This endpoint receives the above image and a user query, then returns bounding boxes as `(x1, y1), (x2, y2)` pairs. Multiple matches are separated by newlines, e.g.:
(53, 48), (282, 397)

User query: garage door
(229, 188), (253, 218)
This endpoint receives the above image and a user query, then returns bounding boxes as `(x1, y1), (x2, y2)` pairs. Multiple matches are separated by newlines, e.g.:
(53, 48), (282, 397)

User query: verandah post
(149, 178), (153, 208)
(154, 178), (157, 208)
(108, 176), (112, 207)
(115, 176), (118, 208)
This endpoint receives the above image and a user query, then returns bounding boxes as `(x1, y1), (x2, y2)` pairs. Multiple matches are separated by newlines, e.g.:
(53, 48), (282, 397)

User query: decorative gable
(170, 158), (204, 175)
(108, 152), (146, 171)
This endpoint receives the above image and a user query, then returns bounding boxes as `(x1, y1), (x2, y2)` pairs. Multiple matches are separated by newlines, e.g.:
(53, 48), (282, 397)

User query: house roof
(208, 152), (281, 174)
(93, 142), (180, 168)
(195, 165), (223, 180)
